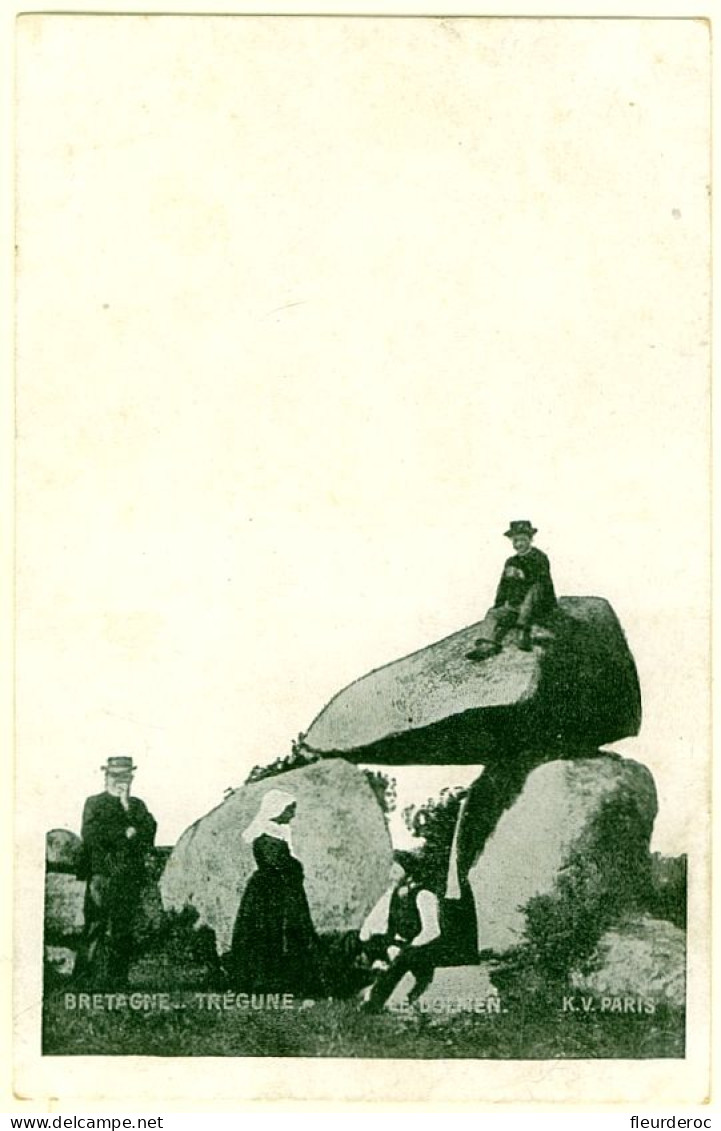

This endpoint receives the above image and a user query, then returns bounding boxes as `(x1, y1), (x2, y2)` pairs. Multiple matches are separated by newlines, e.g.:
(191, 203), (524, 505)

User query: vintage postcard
(12, 10), (712, 1105)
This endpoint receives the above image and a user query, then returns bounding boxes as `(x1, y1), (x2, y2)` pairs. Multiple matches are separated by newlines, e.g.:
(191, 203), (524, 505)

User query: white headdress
(242, 788), (296, 847)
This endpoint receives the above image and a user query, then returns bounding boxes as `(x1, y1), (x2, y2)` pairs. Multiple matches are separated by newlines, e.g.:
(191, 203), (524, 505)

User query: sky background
(15, 16), (710, 858)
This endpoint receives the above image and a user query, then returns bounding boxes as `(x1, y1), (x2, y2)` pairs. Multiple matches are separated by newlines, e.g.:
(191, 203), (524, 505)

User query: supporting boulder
(160, 759), (393, 955)
(303, 597), (641, 765)
(466, 754), (657, 954)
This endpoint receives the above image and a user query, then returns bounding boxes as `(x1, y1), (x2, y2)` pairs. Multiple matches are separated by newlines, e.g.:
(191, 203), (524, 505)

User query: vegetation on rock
(403, 785), (468, 888)
(244, 740), (397, 821)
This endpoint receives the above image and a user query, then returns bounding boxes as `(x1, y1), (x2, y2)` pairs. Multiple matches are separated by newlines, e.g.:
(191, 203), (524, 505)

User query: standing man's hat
(504, 520), (538, 538)
(101, 756), (137, 777)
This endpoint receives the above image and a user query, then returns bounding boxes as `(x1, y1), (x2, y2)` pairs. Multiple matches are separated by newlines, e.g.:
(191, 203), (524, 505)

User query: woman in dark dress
(227, 789), (324, 996)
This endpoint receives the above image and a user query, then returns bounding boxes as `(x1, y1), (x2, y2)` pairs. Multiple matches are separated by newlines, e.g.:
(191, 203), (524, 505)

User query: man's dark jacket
(494, 546), (556, 619)
(77, 792), (157, 881)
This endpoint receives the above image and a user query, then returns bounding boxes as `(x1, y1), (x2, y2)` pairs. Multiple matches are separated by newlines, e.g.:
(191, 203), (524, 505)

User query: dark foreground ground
(43, 987), (684, 1059)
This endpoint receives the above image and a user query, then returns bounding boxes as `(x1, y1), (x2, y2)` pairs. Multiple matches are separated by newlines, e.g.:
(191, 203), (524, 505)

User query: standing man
(467, 520), (557, 659)
(74, 756), (157, 988)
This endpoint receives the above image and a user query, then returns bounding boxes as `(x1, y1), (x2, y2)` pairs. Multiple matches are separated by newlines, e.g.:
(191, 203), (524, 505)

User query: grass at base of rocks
(43, 990), (684, 1059)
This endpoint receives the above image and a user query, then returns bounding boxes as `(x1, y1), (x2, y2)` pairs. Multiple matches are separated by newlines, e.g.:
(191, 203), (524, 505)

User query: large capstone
(159, 758), (393, 955)
(302, 597), (641, 765)
(466, 754), (658, 955)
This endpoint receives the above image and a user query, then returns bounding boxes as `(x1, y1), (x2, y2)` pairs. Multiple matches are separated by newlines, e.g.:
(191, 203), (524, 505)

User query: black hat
(101, 756), (136, 778)
(504, 520), (537, 539)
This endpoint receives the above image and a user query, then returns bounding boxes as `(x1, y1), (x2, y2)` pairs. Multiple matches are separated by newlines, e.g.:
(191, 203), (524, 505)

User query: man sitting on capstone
(466, 520), (557, 659)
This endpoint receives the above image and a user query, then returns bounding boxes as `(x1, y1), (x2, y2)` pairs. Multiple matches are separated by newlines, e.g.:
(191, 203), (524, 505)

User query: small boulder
(46, 829), (83, 873)
(570, 915), (686, 1009)
(44, 850), (169, 947)
(467, 755), (657, 954)
(44, 872), (86, 941)
(44, 945), (77, 979)
(160, 759), (393, 955)
(303, 597), (641, 765)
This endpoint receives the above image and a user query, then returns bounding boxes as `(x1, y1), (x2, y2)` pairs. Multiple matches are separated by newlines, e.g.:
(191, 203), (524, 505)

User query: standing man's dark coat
(75, 773), (157, 987)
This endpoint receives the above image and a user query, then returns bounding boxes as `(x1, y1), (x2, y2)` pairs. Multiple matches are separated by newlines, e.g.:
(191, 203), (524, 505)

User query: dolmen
(160, 596), (645, 963)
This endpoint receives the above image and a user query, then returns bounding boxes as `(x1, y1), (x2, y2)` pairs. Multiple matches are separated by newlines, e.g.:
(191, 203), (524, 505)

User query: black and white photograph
(12, 11), (711, 1105)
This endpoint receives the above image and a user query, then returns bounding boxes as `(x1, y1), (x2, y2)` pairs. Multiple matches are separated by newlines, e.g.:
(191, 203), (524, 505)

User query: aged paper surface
(12, 9), (712, 1105)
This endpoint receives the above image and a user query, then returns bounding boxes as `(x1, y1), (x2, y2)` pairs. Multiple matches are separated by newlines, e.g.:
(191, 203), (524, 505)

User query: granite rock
(466, 755), (657, 954)
(303, 598), (641, 765)
(570, 915), (686, 1009)
(46, 828), (83, 873)
(160, 759), (393, 954)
